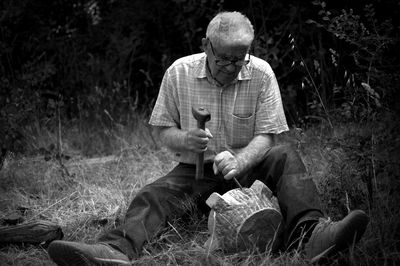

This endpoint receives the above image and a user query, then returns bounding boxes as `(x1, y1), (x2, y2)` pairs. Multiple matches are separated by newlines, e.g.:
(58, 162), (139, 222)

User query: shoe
(304, 210), (369, 263)
(48, 240), (131, 266)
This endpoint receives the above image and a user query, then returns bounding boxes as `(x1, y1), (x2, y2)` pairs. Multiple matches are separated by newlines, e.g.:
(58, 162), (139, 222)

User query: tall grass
(0, 112), (399, 265)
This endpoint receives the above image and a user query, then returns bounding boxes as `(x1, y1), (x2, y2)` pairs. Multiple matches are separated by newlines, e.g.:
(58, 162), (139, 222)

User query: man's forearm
(156, 126), (188, 151)
(235, 134), (275, 175)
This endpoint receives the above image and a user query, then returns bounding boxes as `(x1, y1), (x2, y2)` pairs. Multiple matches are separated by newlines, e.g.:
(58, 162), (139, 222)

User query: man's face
(203, 38), (250, 86)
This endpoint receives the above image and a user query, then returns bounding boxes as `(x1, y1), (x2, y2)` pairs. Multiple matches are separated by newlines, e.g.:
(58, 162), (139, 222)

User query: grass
(0, 111), (399, 265)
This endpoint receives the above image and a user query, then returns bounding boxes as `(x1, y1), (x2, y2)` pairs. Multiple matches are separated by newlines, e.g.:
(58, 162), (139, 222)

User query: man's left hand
(213, 151), (242, 180)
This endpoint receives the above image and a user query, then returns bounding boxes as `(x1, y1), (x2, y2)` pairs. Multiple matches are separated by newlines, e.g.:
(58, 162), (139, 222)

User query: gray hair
(206, 11), (254, 46)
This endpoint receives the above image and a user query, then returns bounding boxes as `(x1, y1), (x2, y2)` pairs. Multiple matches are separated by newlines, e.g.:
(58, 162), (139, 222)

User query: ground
(0, 112), (399, 265)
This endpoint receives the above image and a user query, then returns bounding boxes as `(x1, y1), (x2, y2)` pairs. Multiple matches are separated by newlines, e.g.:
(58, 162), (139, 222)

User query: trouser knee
(266, 144), (306, 175)
(245, 144), (307, 190)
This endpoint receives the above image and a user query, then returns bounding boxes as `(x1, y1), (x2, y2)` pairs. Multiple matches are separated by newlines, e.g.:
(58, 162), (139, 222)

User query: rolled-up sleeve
(149, 68), (180, 128)
(255, 68), (289, 135)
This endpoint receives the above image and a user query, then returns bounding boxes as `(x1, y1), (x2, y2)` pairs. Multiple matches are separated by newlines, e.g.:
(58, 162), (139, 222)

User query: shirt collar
(195, 53), (252, 81)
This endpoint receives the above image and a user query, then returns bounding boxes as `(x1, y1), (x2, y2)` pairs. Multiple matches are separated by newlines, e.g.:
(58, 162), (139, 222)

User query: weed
(1, 111), (399, 265)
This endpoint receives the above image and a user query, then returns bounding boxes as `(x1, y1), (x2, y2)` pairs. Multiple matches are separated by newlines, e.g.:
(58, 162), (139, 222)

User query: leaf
(305, 19), (324, 28)
(361, 82), (381, 107)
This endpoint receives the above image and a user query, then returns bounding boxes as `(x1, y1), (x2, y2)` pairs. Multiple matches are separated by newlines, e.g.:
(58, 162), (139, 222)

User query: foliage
(0, 1), (399, 264)
(1, 115), (399, 265)
(303, 1), (398, 122)
(1, 0), (399, 153)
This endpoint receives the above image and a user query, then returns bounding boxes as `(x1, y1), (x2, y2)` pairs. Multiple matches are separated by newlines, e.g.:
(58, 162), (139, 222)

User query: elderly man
(48, 11), (369, 265)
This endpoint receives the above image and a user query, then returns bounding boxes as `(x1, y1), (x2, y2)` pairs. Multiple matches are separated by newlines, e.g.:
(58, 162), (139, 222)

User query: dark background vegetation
(1, 0), (399, 157)
(1, 1), (400, 265)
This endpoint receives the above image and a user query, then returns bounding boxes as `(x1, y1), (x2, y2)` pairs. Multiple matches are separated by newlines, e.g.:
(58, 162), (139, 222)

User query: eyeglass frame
(207, 39), (251, 67)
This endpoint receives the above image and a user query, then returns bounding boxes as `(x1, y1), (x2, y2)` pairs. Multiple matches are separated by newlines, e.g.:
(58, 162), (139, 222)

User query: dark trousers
(98, 145), (324, 259)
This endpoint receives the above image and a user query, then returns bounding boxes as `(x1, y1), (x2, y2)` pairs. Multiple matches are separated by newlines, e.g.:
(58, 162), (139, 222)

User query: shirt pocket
(226, 113), (255, 148)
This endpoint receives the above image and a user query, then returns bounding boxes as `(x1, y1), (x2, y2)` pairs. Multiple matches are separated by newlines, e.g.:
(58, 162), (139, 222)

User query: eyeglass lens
(209, 40), (250, 66)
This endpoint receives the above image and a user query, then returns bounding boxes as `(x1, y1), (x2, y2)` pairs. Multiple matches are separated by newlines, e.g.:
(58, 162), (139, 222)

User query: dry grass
(0, 113), (399, 265)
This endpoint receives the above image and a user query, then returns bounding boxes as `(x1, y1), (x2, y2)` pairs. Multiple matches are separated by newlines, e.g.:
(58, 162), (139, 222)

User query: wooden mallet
(192, 106), (211, 180)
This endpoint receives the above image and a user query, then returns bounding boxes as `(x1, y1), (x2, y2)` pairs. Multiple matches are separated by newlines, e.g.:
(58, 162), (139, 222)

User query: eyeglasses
(208, 40), (250, 67)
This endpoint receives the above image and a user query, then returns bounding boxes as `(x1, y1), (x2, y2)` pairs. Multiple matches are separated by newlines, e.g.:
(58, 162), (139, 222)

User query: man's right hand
(185, 128), (213, 153)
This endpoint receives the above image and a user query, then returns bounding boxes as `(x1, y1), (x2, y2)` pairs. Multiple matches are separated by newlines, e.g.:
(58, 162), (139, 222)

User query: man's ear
(201, 38), (208, 52)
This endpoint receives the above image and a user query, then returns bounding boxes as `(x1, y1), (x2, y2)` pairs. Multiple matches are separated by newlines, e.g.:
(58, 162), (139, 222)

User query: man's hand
(213, 151), (242, 180)
(186, 128), (213, 153)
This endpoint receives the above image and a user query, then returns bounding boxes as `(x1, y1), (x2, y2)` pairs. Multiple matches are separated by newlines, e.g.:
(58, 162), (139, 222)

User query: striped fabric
(149, 52), (288, 164)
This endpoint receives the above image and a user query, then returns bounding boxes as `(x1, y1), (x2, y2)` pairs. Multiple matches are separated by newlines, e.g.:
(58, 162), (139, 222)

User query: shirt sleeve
(255, 67), (289, 135)
(149, 67), (180, 128)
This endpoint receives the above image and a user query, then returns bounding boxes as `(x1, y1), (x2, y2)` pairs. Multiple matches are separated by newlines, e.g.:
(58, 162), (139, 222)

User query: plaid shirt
(149, 52), (288, 164)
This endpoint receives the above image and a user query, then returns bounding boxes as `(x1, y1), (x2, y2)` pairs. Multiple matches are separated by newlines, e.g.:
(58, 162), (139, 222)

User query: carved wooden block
(205, 180), (282, 253)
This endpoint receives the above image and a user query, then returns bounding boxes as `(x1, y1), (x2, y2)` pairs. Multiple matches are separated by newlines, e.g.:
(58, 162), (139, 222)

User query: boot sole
(48, 240), (131, 266)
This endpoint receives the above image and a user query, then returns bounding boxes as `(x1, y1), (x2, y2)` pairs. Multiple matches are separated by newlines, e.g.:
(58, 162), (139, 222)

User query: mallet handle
(191, 106), (211, 180)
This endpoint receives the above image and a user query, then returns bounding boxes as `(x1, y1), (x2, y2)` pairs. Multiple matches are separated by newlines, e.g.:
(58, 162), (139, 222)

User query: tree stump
(0, 220), (63, 246)
(205, 180), (282, 253)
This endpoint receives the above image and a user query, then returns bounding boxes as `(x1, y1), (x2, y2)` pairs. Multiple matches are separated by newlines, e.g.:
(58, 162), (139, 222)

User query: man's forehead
(216, 37), (251, 48)
(213, 40), (249, 58)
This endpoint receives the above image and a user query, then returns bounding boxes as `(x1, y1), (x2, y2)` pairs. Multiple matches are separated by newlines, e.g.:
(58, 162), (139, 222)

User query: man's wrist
(183, 130), (189, 148)
(235, 155), (248, 177)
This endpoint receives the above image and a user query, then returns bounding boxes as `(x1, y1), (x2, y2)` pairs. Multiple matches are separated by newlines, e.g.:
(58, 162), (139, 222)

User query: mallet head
(192, 106), (211, 129)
